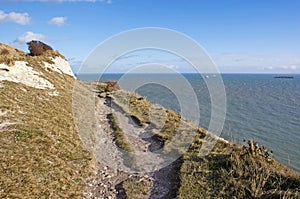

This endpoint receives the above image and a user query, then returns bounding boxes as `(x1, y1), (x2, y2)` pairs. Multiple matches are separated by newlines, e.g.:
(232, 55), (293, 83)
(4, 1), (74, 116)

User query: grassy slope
(1, 42), (299, 198)
(110, 89), (300, 198)
(0, 43), (94, 198)
(179, 139), (300, 198)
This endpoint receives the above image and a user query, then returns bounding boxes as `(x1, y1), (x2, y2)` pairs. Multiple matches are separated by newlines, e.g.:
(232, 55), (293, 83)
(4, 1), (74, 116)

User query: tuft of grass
(107, 113), (132, 152)
(122, 176), (153, 199)
(178, 136), (300, 198)
(106, 112), (136, 169)
(112, 91), (151, 125)
(111, 90), (186, 143)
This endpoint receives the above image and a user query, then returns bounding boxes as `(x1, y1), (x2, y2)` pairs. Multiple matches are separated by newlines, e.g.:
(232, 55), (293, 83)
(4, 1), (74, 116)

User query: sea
(77, 73), (300, 173)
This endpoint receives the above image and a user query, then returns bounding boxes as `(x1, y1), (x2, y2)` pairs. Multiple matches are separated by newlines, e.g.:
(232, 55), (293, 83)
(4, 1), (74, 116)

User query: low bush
(27, 40), (53, 56)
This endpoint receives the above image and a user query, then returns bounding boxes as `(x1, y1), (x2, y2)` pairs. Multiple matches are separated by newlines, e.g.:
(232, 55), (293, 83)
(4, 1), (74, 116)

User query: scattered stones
(86, 92), (179, 198)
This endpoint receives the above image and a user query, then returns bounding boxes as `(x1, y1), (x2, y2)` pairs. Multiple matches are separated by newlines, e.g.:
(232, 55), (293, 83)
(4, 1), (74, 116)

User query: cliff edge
(0, 42), (299, 198)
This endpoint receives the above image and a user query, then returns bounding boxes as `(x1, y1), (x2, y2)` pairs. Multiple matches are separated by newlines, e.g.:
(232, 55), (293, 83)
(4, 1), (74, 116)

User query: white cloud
(11, 32), (49, 48)
(0, 10), (30, 25)
(290, 65), (297, 70)
(48, 17), (66, 27)
(263, 65), (298, 73)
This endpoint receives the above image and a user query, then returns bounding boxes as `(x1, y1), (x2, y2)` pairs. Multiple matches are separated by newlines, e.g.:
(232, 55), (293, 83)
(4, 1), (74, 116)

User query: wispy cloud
(48, 17), (66, 27)
(212, 53), (300, 73)
(11, 31), (49, 48)
(266, 65), (298, 71)
(0, 10), (30, 25)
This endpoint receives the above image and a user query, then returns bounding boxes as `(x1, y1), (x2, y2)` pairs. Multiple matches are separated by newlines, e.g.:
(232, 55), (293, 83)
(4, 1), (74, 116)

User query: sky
(0, 0), (300, 74)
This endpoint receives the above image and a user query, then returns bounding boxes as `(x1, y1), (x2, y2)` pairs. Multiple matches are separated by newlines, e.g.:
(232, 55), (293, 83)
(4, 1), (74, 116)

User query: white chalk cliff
(0, 43), (75, 91)
(43, 56), (75, 78)
(0, 61), (55, 89)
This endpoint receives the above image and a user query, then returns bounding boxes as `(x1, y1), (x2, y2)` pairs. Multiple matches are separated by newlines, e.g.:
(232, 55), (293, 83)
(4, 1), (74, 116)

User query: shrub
(27, 40), (53, 56)
(105, 80), (120, 92)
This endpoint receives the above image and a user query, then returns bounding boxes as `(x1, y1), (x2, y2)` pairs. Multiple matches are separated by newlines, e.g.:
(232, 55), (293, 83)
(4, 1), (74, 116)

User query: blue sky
(0, 0), (299, 73)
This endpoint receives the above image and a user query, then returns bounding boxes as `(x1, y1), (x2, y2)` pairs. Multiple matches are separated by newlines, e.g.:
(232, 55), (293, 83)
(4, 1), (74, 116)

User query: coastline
(78, 74), (300, 174)
(83, 81), (300, 198)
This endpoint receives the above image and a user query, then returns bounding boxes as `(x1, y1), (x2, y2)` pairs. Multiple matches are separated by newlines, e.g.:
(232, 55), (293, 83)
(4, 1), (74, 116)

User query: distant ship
(274, 76), (294, 79)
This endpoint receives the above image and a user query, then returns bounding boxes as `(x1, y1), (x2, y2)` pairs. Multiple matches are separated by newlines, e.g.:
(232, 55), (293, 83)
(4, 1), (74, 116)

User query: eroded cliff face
(43, 56), (75, 78)
(0, 42), (75, 90)
(0, 60), (56, 89)
(0, 42), (94, 198)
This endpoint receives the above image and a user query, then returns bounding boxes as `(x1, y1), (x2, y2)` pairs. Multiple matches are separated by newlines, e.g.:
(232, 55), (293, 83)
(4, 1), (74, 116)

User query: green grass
(0, 43), (65, 67)
(122, 176), (153, 199)
(3, 40), (297, 198)
(111, 90), (187, 144)
(178, 136), (300, 198)
(106, 112), (138, 170)
(108, 89), (300, 198)
(107, 112), (132, 152)
(0, 44), (94, 198)
(112, 91), (151, 125)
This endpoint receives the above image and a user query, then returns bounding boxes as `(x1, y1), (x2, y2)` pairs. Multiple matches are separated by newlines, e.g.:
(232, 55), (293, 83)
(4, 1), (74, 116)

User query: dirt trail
(87, 95), (181, 199)
(86, 97), (129, 198)
(111, 101), (167, 173)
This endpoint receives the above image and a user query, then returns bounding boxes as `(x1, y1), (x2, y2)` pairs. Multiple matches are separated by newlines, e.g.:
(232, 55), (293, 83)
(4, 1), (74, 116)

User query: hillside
(103, 89), (300, 198)
(0, 42), (299, 198)
(0, 43), (94, 197)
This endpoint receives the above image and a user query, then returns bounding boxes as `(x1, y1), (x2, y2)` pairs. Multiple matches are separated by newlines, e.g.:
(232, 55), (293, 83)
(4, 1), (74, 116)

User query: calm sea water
(77, 73), (300, 173)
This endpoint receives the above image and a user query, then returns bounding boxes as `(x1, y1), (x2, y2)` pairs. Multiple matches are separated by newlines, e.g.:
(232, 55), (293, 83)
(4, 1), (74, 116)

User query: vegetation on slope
(103, 88), (300, 198)
(2, 41), (299, 198)
(0, 43), (65, 67)
(27, 40), (53, 56)
(122, 176), (153, 199)
(0, 43), (94, 198)
(112, 90), (186, 143)
(179, 137), (300, 198)
(107, 112), (132, 152)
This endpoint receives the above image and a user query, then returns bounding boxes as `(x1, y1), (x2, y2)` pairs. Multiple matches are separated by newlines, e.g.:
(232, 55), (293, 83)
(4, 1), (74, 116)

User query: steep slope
(92, 86), (300, 198)
(1, 42), (299, 198)
(0, 43), (94, 198)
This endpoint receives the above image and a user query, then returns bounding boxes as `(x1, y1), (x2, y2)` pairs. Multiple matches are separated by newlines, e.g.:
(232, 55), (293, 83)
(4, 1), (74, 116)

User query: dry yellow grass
(0, 43), (65, 67)
(122, 176), (153, 199)
(178, 135), (300, 198)
(108, 89), (300, 198)
(2, 42), (299, 198)
(0, 43), (95, 198)
(107, 112), (132, 152)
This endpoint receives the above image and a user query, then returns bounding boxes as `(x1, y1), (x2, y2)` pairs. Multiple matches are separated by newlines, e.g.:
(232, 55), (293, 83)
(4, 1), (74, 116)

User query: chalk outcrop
(0, 61), (55, 89)
(43, 56), (75, 78)
(0, 42), (75, 90)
